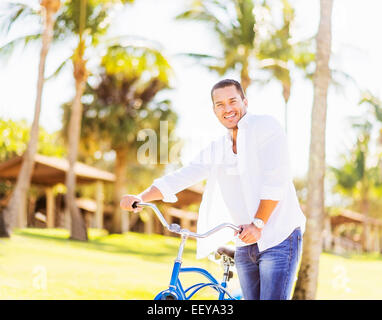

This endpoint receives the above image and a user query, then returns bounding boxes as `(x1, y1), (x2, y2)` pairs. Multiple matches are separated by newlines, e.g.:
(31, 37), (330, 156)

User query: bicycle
(131, 201), (242, 300)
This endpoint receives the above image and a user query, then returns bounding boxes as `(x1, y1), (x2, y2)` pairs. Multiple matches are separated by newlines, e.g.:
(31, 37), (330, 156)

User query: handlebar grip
(132, 201), (139, 209)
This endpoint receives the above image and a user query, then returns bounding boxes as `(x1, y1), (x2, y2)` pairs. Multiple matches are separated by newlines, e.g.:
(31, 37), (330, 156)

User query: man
(120, 79), (306, 300)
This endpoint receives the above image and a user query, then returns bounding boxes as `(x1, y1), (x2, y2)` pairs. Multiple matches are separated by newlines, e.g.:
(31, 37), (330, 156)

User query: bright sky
(1, 0), (382, 179)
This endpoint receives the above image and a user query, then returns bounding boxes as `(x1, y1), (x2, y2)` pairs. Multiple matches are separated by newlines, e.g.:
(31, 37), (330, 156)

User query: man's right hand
(120, 195), (143, 213)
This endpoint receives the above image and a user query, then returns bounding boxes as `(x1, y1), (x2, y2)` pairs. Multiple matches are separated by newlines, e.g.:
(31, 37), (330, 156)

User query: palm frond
(104, 34), (162, 50)
(331, 68), (359, 89)
(234, 0), (256, 44)
(176, 9), (223, 27)
(359, 91), (382, 122)
(0, 2), (40, 35)
(45, 56), (72, 81)
(0, 33), (41, 59)
(175, 52), (219, 61)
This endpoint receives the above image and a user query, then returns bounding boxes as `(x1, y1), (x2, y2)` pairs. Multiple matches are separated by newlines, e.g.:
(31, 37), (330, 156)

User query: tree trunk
(293, 0), (333, 300)
(0, 1), (59, 237)
(65, 66), (88, 241)
(360, 189), (370, 252)
(282, 82), (291, 134)
(64, 0), (88, 241)
(65, 48), (88, 241)
(65, 76), (88, 241)
(240, 50), (251, 93)
(111, 148), (129, 234)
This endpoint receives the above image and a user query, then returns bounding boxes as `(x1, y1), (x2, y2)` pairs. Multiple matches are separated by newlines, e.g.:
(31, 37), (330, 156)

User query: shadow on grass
(346, 252), (382, 261)
(13, 229), (196, 263)
(323, 249), (382, 261)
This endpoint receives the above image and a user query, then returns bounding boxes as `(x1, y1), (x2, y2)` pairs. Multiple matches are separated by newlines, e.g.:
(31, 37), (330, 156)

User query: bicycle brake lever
(168, 223), (181, 233)
(237, 227), (243, 235)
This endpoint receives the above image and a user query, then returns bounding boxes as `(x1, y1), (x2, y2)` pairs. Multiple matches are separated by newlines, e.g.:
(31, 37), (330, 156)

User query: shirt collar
(225, 112), (250, 143)
(237, 111), (249, 129)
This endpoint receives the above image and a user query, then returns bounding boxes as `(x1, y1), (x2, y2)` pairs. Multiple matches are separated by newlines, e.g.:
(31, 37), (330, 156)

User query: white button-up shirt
(152, 112), (306, 259)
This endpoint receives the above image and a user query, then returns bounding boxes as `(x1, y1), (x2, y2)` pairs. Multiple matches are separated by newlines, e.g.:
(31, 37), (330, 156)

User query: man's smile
(224, 112), (237, 119)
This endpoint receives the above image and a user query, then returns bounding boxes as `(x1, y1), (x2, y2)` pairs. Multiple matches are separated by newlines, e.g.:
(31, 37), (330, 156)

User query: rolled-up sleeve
(152, 145), (212, 203)
(152, 178), (179, 203)
(257, 117), (290, 201)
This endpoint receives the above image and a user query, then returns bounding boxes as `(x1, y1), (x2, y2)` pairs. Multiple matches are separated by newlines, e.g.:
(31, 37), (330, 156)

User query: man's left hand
(235, 223), (262, 244)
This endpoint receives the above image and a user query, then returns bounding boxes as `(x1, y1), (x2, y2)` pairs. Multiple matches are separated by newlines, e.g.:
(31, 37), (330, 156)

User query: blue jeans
(234, 227), (302, 300)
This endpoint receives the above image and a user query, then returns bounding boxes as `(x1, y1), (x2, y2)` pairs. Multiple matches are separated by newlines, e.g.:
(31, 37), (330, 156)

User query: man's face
(212, 85), (248, 129)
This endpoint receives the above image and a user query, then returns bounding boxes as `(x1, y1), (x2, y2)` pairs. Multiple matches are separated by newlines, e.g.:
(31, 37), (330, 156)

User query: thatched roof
(331, 209), (382, 227)
(166, 207), (198, 221)
(172, 182), (204, 208)
(76, 197), (113, 214)
(0, 154), (115, 185)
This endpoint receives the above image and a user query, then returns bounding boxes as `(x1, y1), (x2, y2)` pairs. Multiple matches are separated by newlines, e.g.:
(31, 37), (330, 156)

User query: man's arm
(138, 185), (164, 202)
(120, 143), (213, 212)
(255, 199), (279, 224)
(235, 200), (279, 242)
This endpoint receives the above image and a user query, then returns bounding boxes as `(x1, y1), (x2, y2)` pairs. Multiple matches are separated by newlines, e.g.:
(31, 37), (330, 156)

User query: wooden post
(46, 187), (55, 228)
(373, 225), (380, 253)
(144, 211), (154, 235)
(372, 225), (377, 253)
(362, 222), (371, 252)
(182, 217), (191, 232)
(16, 194), (27, 228)
(323, 216), (332, 251)
(64, 207), (71, 230)
(95, 180), (104, 229)
(163, 208), (171, 236)
(27, 194), (36, 227)
(369, 225), (374, 253)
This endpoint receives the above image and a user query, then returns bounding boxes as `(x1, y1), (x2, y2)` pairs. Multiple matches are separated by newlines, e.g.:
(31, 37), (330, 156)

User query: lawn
(0, 228), (381, 300)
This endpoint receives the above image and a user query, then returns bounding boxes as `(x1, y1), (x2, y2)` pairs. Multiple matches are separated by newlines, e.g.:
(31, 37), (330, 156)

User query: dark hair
(210, 79), (245, 102)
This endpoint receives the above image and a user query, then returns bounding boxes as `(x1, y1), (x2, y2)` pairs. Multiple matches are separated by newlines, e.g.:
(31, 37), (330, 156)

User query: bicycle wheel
(154, 289), (181, 300)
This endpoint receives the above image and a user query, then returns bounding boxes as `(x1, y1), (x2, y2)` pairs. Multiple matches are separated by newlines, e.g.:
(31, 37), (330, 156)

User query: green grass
(316, 252), (382, 299)
(0, 228), (234, 300)
(0, 228), (381, 300)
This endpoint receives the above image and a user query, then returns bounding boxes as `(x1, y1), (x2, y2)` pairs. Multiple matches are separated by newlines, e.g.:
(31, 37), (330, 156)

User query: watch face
(254, 219), (264, 228)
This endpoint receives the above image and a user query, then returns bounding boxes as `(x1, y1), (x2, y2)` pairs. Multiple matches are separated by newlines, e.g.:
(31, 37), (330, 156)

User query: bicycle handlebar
(132, 201), (242, 238)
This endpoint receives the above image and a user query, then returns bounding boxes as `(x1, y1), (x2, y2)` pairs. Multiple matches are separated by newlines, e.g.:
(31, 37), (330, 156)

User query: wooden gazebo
(159, 183), (204, 235)
(0, 154), (115, 229)
(329, 209), (382, 253)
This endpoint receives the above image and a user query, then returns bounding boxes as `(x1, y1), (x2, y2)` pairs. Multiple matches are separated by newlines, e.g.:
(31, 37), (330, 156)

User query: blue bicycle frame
(154, 235), (237, 300)
(130, 202), (240, 300)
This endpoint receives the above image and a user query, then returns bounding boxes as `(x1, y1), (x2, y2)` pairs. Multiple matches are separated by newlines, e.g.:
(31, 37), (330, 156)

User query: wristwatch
(252, 217), (265, 229)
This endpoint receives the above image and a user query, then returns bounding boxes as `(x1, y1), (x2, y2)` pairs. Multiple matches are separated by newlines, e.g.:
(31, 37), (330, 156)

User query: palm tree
(293, 0), (334, 300)
(50, 0), (134, 240)
(176, 0), (258, 92)
(62, 44), (177, 233)
(330, 120), (382, 251)
(256, 0), (315, 133)
(0, 0), (135, 240)
(177, 0), (314, 127)
(0, 0), (61, 237)
(359, 91), (382, 123)
(64, 0), (89, 241)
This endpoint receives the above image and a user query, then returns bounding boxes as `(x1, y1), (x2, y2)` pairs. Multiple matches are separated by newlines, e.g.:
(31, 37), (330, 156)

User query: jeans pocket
(278, 228), (300, 255)
(295, 227), (302, 240)
(280, 228), (298, 246)
(234, 246), (247, 263)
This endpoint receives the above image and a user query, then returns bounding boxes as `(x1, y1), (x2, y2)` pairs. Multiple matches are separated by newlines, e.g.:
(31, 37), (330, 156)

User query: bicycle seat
(216, 246), (235, 260)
